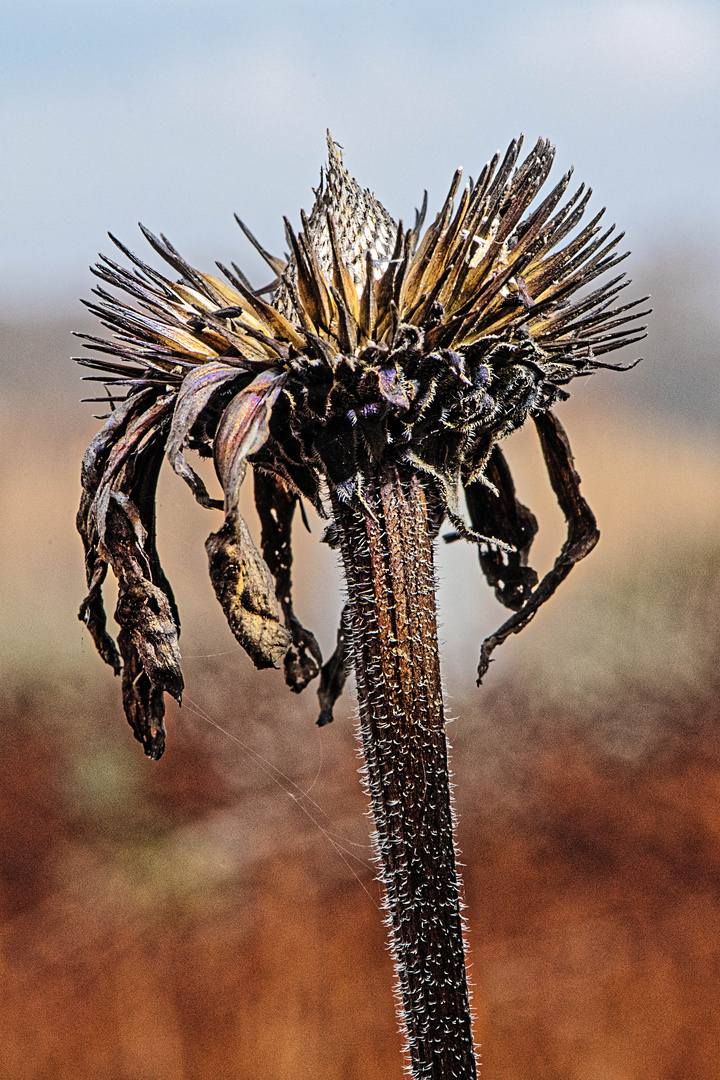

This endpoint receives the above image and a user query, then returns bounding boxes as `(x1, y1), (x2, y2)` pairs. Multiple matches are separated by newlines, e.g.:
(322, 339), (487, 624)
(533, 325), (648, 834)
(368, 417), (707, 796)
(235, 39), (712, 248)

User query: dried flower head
(77, 132), (647, 759)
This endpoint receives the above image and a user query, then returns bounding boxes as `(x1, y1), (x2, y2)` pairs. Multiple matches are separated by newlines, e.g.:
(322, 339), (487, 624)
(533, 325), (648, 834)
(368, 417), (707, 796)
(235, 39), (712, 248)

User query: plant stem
(333, 465), (477, 1079)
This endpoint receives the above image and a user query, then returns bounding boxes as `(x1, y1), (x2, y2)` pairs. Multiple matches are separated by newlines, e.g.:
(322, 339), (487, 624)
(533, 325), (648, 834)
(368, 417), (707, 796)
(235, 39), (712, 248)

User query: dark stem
(333, 465), (477, 1079)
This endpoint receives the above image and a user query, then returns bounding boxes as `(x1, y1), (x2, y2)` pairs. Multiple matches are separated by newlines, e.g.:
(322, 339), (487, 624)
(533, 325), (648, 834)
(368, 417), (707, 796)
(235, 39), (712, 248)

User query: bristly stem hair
(75, 132), (647, 1077)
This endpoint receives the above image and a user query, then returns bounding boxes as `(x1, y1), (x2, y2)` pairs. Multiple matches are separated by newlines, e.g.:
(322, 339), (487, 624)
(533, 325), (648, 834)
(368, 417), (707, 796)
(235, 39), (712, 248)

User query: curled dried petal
(214, 369), (286, 511)
(77, 395), (183, 756)
(477, 411), (599, 682)
(462, 444), (539, 610)
(119, 629), (167, 760)
(167, 361), (246, 453)
(206, 510), (291, 669)
(254, 469), (323, 692)
(103, 483), (183, 698)
(77, 530), (121, 674)
(80, 389), (156, 490)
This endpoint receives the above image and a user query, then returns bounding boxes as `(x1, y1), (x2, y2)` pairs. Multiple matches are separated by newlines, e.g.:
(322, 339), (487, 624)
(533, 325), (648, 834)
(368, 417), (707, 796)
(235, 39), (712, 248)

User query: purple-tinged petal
(93, 397), (173, 546)
(214, 368), (286, 510)
(166, 360), (246, 508)
(379, 364), (411, 409)
(80, 388), (156, 490)
(166, 360), (246, 466)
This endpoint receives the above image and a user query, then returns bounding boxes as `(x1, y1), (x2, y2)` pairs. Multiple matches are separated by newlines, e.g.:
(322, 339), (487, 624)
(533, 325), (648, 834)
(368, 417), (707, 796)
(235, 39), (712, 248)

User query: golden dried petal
(206, 511), (291, 669)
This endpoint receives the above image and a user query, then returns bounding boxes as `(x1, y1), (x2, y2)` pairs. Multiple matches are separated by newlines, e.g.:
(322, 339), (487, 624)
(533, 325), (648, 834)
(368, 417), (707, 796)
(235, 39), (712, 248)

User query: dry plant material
(76, 133), (646, 1077)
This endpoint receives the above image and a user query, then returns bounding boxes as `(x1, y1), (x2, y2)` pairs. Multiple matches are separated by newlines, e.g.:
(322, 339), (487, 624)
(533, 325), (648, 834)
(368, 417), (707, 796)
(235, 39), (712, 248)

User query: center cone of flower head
(76, 131), (648, 758)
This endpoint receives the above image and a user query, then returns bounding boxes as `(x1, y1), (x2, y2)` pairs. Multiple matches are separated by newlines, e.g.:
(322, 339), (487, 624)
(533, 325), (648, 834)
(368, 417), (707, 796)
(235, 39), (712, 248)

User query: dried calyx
(76, 132), (647, 757)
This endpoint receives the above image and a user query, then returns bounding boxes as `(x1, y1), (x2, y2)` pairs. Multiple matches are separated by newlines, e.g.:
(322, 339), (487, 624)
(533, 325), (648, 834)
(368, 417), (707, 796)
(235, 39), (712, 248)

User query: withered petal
(77, 389), (168, 679)
(78, 400), (184, 750)
(166, 360), (248, 466)
(77, 552), (122, 675)
(93, 397), (173, 546)
(166, 360), (248, 508)
(105, 493), (184, 701)
(119, 629), (167, 760)
(477, 411), (599, 682)
(213, 369), (286, 509)
(462, 444), (539, 611)
(80, 388), (156, 490)
(253, 469), (322, 692)
(206, 509), (291, 669)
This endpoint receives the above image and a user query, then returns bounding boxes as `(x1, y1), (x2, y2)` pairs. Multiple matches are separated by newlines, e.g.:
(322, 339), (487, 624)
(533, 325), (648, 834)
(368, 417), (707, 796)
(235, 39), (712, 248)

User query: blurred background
(2, 0), (720, 1076)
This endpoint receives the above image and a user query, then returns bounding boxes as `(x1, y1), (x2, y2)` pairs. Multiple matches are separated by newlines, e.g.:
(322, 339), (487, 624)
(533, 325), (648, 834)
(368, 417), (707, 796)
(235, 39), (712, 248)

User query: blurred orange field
(2, 321), (720, 1078)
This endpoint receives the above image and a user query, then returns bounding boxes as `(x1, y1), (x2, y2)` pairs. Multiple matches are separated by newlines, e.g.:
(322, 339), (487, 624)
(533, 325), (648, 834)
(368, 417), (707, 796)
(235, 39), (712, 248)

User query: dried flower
(77, 133), (646, 754)
(76, 133), (647, 1075)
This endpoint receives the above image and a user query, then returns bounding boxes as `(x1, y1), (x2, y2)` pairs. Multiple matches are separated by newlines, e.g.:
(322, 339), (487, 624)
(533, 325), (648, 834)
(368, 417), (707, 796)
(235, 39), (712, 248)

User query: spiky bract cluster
(76, 134), (647, 756)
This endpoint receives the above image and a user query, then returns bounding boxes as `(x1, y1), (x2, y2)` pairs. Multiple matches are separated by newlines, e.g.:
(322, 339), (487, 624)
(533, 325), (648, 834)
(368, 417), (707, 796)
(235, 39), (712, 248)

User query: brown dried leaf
(118, 628), (167, 760)
(254, 469), (322, 692)
(462, 444), (539, 611)
(206, 510), (291, 669)
(105, 488), (184, 701)
(477, 411), (599, 682)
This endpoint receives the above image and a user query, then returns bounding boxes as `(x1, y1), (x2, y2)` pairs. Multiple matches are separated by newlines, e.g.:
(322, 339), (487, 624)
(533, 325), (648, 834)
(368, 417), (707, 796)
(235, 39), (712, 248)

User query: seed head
(76, 132), (648, 757)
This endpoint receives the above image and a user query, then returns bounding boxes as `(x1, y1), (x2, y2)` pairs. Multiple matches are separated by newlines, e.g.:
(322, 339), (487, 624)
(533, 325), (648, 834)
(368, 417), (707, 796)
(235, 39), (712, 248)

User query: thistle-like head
(76, 133), (648, 756)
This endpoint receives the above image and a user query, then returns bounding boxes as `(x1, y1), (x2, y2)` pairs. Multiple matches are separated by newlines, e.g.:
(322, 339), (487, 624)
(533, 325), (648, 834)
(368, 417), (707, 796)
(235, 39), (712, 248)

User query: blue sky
(2, 0), (720, 308)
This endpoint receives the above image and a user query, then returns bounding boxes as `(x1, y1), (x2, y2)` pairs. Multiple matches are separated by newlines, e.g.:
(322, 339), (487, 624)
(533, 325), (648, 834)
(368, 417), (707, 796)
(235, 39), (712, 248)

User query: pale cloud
(532, 0), (720, 95)
(610, 0), (718, 76)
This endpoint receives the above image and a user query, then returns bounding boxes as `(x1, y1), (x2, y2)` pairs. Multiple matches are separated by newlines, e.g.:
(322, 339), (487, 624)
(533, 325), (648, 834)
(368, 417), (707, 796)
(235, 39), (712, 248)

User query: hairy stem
(333, 465), (477, 1079)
